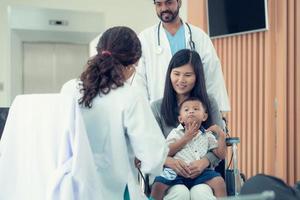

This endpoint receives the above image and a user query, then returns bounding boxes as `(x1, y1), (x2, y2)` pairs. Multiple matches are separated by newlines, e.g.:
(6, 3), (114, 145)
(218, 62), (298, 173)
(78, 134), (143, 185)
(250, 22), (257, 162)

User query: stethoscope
(156, 21), (195, 54)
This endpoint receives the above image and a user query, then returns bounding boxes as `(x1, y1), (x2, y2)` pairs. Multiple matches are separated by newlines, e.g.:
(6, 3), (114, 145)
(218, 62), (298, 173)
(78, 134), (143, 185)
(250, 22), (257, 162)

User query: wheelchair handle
(226, 137), (240, 146)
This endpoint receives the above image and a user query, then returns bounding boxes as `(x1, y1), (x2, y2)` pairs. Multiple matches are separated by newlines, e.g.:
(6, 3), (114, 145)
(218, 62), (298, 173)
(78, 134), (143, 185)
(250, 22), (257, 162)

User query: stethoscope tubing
(157, 21), (195, 52)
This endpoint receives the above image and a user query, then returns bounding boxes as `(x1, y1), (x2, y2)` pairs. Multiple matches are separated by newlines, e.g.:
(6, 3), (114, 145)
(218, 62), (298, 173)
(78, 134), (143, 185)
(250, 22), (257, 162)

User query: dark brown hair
(178, 96), (208, 114)
(79, 26), (141, 108)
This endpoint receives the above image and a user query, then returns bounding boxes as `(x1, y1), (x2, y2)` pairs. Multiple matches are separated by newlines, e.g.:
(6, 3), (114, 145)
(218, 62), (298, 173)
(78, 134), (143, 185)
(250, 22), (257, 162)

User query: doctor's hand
(188, 157), (210, 179)
(164, 157), (191, 178)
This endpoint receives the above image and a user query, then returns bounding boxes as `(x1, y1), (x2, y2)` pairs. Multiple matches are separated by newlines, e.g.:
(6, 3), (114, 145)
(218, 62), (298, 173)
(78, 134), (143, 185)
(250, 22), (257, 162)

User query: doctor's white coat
(61, 79), (168, 200)
(134, 23), (230, 112)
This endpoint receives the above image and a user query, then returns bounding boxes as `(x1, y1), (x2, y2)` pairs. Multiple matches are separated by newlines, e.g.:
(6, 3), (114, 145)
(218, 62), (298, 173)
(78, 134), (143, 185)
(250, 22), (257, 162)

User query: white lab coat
(61, 79), (168, 200)
(134, 22), (230, 112)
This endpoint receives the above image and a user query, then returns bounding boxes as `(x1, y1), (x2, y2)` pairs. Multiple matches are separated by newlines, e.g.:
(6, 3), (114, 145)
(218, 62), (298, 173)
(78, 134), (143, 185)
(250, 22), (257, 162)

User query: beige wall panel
(287, 0), (295, 184)
(242, 36), (247, 174)
(257, 32), (265, 174)
(264, 0), (276, 177)
(227, 37), (233, 135)
(188, 0), (300, 184)
(237, 35), (243, 171)
(274, 0), (288, 180)
(187, 0), (206, 30)
(296, 0), (300, 183)
(251, 34), (258, 175)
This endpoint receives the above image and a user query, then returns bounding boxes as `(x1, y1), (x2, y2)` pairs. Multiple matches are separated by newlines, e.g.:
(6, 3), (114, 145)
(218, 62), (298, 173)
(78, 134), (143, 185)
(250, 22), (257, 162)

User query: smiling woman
(161, 49), (214, 129)
(150, 49), (226, 200)
(170, 63), (196, 105)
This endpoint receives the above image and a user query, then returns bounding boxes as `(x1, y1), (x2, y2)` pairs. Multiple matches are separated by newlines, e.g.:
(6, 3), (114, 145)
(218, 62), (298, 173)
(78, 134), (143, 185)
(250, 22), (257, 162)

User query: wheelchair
(137, 117), (245, 197)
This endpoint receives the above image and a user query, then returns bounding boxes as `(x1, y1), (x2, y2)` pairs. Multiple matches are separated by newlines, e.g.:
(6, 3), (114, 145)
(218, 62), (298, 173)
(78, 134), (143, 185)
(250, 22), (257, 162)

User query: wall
(0, 0), (158, 106)
(188, 0), (300, 185)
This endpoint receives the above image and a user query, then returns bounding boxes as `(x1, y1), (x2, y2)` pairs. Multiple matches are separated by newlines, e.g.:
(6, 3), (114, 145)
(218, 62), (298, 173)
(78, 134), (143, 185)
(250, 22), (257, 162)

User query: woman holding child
(151, 49), (227, 200)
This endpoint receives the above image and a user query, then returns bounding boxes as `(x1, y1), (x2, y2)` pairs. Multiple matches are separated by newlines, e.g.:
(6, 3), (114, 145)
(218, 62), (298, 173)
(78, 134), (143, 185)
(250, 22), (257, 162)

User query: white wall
(0, 0), (188, 106)
(0, 4), (11, 107)
(10, 31), (23, 100)
(181, 0), (188, 22)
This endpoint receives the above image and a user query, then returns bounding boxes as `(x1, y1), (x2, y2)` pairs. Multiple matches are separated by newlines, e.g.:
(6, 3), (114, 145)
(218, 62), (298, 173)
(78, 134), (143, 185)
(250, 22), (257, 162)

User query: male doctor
(133, 0), (230, 199)
(134, 0), (230, 113)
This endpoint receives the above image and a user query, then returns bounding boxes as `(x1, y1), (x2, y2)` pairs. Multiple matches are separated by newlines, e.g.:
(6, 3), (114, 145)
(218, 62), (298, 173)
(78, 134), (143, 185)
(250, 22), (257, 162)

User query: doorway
(23, 42), (88, 94)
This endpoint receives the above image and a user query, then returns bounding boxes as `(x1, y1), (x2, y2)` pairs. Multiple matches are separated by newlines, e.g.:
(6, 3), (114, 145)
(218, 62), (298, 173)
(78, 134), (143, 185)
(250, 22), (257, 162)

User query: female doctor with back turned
(61, 26), (168, 200)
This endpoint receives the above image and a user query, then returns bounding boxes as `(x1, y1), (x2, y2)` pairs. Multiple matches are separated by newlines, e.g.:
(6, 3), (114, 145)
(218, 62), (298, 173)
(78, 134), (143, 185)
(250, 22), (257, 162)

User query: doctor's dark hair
(153, 0), (179, 3)
(78, 26), (141, 108)
(161, 49), (212, 128)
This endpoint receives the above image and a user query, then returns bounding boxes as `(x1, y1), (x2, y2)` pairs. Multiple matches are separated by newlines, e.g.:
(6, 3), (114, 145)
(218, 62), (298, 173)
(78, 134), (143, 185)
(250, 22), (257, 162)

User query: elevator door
(23, 42), (88, 94)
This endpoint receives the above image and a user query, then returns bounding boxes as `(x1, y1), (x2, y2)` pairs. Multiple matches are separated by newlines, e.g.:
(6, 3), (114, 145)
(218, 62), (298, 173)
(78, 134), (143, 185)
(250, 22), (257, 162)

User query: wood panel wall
(188, 0), (300, 184)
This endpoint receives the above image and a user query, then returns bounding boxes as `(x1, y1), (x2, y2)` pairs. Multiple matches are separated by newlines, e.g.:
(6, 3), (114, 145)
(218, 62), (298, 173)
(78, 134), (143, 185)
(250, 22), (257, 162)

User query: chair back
(0, 107), (9, 140)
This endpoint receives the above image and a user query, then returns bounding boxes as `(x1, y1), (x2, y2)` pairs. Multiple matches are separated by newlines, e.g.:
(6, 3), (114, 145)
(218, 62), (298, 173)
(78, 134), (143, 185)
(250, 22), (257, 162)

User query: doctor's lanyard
(156, 21), (195, 55)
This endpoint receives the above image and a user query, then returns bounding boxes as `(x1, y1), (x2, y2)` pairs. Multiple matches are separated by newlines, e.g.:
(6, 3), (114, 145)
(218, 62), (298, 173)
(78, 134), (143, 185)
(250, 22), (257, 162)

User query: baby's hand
(183, 121), (199, 141)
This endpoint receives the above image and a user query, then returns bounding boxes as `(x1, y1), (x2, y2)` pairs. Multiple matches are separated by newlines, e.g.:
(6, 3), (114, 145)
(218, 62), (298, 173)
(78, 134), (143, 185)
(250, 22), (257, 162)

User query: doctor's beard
(158, 8), (179, 23)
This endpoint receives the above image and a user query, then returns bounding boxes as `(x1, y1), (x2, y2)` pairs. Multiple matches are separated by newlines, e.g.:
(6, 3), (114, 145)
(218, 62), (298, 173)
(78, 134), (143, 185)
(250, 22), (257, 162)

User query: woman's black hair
(78, 26), (141, 108)
(161, 49), (212, 128)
